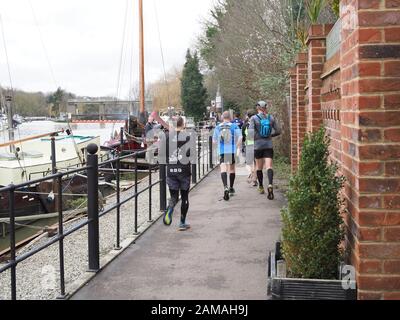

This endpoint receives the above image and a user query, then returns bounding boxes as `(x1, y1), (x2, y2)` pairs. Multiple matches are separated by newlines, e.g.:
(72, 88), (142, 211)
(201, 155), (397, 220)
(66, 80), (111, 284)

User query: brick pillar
(289, 67), (298, 171)
(340, 0), (400, 300)
(296, 52), (308, 165)
(306, 24), (334, 132)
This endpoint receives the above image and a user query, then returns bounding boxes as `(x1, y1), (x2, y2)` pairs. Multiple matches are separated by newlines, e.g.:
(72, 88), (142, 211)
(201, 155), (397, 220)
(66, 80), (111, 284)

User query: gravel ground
(0, 172), (162, 300)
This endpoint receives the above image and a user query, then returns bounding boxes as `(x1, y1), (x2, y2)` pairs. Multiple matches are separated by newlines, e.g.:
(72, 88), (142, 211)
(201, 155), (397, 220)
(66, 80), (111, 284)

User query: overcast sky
(0, 0), (215, 97)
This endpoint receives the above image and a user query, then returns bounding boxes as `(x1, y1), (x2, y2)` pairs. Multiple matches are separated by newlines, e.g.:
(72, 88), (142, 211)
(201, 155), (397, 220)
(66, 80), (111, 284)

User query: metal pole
(57, 176), (66, 298)
(206, 130), (209, 173)
(87, 144), (100, 272)
(209, 135), (214, 169)
(51, 136), (57, 174)
(9, 186), (16, 300)
(51, 135), (58, 215)
(191, 131), (197, 184)
(198, 134), (201, 180)
(120, 127), (124, 150)
(191, 163), (197, 184)
(138, 0), (146, 121)
(202, 131), (205, 177)
(148, 165), (152, 222)
(115, 157), (121, 250)
(5, 96), (15, 153)
(134, 153), (138, 234)
(159, 163), (167, 211)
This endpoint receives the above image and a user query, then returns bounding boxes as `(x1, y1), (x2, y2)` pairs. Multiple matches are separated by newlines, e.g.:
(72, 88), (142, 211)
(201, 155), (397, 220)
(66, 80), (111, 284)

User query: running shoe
(223, 187), (230, 201)
(179, 222), (191, 231)
(252, 180), (258, 187)
(229, 188), (236, 196)
(267, 185), (275, 200)
(163, 206), (174, 226)
(258, 186), (265, 194)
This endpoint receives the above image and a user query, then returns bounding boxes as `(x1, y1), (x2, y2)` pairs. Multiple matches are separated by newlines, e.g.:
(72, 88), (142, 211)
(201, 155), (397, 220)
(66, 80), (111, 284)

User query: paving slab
(71, 166), (283, 300)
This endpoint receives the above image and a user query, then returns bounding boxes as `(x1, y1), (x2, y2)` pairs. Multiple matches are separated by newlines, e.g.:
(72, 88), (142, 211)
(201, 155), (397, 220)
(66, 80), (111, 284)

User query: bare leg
(264, 158), (273, 170)
(252, 162), (257, 185)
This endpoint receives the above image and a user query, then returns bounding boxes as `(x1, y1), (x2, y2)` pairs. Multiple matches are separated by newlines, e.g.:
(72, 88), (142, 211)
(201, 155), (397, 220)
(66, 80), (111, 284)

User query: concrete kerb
(67, 166), (218, 300)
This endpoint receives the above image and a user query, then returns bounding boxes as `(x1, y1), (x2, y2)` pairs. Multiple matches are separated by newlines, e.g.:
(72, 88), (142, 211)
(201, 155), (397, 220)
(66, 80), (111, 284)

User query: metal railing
(0, 127), (215, 300)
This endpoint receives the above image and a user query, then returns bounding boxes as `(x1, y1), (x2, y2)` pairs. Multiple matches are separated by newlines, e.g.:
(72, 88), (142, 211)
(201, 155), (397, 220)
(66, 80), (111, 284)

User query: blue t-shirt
(232, 118), (244, 129)
(213, 122), (242, 155)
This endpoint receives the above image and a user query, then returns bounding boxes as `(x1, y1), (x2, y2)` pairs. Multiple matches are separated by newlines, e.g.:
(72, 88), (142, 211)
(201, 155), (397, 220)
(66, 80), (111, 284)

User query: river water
(0, 120), (126, 145)
(0, 120), (127, 252)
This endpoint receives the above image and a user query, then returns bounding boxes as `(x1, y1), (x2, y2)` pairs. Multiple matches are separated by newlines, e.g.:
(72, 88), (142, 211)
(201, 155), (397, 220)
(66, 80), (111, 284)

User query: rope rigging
(0, 14), (29, 179)
(0, 14), (14, 93)
(153, 0), (170, 109)
(110, 0), (131, 139)
(0, 15), (11, 141)
(27, 0), (58, 89)
(27, 0), (83, 165)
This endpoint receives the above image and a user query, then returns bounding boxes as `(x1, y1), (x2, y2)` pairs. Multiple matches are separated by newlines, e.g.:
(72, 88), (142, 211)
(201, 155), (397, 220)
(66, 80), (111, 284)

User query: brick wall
(290, 67), (298, 171)
(340, 0), (400, 300)
(288, 0), (400, 300)
(321, 52), (342, 165)
(296, 53), (308, 164)
(307, 24), (334, 133)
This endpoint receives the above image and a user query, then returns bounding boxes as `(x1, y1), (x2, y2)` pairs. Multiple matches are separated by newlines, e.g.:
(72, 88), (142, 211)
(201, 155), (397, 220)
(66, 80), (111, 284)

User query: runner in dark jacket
(162, 116), (194, 231)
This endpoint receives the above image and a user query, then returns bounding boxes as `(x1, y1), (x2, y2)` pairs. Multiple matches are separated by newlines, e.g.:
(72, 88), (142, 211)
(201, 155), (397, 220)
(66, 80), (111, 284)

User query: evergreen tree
(281, 128), (345, 279)
(47, 87), (68, 115)
(181, 50), (208, 122)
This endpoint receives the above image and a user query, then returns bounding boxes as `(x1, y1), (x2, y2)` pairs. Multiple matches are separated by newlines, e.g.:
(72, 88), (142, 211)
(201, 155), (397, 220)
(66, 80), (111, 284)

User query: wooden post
(139, 0), (145, 119)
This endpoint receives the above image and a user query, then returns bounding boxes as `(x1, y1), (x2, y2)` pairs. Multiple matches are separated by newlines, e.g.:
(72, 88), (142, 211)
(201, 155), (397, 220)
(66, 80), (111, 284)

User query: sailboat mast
(5, 95), (15, 152)
(139, 0), (146, 120)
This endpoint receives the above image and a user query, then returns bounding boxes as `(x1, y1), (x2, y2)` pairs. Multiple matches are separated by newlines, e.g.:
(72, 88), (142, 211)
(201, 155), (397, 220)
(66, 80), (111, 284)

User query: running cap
(256, 101), (267, 110)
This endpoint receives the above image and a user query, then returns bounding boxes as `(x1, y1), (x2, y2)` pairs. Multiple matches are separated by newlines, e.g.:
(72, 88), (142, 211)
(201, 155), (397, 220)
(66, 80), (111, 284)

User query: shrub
(306, 0), (327, 24)
(281, 128), (345, 279)
(329, 0), (340, 18)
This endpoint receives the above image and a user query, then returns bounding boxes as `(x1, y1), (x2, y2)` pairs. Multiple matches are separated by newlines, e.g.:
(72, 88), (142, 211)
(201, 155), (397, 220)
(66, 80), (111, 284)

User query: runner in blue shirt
(213, 111), (242, 201)
(232, 111), (244, 129)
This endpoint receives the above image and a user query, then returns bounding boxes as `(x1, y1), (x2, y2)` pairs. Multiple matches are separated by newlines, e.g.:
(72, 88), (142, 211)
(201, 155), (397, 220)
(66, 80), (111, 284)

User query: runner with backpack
(248, 101), (281, 199)
(213, 111), (243, 201)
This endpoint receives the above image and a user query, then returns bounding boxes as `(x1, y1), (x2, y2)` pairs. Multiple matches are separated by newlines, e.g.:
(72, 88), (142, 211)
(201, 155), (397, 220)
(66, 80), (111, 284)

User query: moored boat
(0, 132), (101, 218)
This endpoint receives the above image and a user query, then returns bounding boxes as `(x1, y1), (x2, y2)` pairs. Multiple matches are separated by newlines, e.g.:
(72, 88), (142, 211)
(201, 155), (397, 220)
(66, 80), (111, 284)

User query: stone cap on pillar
(87, 144), (99, 155)
(306, 24), (335, 44)
(295, 52), (308, 65)
(289, 67), (297, 77)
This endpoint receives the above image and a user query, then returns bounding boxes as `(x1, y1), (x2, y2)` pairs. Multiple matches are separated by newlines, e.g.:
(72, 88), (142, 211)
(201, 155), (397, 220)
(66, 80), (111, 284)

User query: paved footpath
(71, 166), (283, 300)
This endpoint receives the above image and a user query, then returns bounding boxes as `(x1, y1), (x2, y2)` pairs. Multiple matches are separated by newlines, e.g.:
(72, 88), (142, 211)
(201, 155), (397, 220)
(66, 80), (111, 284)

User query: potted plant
(269, 128), (357, 300)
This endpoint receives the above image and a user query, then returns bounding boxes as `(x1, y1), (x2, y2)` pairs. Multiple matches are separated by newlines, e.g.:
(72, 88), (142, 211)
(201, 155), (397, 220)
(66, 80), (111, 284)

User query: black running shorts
(219, 153), (236, 165)
(167, 175), (191, 191)
(254, 148), (274, 160)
